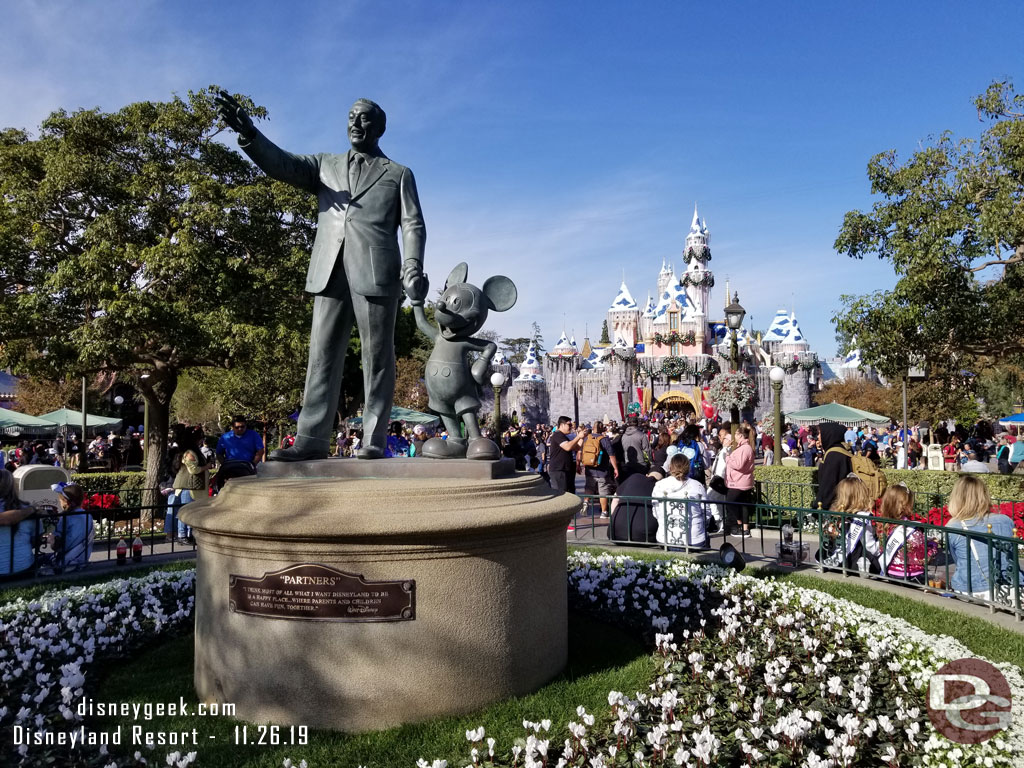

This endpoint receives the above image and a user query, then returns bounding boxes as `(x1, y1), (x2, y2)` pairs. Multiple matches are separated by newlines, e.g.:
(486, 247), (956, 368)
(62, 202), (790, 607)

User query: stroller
(210, 460), (257, 496)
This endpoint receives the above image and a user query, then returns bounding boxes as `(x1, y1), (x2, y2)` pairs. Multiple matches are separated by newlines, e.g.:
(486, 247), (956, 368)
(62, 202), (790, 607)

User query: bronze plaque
(228, 564), (415, 622)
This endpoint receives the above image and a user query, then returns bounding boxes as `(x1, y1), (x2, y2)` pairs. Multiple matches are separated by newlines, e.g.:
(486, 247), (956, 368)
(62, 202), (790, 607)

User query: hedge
(753, 465), (1024, 511)
(69, 471), (148, 508)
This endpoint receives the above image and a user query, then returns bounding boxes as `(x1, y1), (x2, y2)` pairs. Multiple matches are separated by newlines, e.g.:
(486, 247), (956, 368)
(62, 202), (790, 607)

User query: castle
(485, 206), (871, 428)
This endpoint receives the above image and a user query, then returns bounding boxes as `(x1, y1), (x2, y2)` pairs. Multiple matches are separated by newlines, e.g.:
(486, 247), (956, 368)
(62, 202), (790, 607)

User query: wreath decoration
(659, 356), (690, 379)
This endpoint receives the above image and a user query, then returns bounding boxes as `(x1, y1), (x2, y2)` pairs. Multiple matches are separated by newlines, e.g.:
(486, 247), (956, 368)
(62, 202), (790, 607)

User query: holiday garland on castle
(652, 330), (696, 347)
(683, 244), (711, 262)
(679, 270), (715, 288)
(777, 353), (819, 373)
(706, 370), (758, 412)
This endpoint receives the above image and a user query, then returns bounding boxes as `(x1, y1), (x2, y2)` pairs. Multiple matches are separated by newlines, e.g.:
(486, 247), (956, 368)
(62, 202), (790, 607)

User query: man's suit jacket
(239, 130), (425, 297)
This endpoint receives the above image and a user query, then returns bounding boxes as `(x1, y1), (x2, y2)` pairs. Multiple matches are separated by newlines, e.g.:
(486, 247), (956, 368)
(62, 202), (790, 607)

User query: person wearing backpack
(850, 449), (887, 507)
(816, 423), (853, 512)
(581, 421), (620, 519)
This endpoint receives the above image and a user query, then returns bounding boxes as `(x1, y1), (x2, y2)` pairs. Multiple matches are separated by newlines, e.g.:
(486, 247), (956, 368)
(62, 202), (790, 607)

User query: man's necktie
(349, 154), (364, 194)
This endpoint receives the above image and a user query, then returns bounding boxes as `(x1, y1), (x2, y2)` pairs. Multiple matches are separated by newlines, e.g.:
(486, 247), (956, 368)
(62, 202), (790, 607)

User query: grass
(95, 611), (655, 768)
(0, 559), (195, 604)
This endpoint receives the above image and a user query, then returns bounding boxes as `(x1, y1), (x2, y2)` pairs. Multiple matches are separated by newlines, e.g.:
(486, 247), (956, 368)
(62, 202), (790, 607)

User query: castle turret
(606, 281), (640, 348)
(680, 204), (714, 349)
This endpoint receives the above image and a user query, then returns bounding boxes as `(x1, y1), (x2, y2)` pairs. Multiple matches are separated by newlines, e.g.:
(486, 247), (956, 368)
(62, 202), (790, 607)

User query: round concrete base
(179, 466), (579, 732)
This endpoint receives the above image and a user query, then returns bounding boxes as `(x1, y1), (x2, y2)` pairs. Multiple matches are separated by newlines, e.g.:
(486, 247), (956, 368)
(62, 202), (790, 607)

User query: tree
(393, 356), (428, 411)
(530, 321), (546, 356)
(813, 378), (900, 419)
(600, 320), (610, 345)
(834, 80), (1024, 387)
(500, 337), (531, 365)
(13, 374), (84, 416)
(0, 87), (315, 496)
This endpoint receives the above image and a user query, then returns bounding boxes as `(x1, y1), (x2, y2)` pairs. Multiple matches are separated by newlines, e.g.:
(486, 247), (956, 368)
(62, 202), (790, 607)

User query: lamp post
(723, 292), (746, 436)
(490, 371), (505, 433)
(769, 365), (785, 465)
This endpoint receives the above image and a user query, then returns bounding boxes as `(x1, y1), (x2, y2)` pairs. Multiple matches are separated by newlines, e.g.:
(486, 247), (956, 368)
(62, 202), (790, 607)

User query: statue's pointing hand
(214, 90), (256, 140)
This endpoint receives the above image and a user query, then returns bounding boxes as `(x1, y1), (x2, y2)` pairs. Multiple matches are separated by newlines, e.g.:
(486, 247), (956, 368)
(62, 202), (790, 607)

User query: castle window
(671, 343), (680, 356)
(669, 311), (678, 330)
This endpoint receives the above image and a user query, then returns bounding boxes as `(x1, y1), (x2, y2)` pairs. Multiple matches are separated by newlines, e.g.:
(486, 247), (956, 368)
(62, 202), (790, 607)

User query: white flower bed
(2, 556), (1021, 768)
(0, 570), (195, 768)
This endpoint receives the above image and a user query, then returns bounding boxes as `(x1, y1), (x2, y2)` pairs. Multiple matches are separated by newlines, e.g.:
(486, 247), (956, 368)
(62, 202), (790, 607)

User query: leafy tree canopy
(0, 86), (316, 487)
(834, 80), (1024, 384)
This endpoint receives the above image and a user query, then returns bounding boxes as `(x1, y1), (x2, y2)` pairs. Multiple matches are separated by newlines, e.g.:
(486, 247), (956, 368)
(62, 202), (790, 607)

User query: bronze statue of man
(215, 92), (426, 460)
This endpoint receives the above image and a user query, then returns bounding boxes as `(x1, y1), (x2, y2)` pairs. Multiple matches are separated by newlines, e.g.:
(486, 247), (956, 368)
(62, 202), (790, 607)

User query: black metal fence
(570, 492), (1024, 620)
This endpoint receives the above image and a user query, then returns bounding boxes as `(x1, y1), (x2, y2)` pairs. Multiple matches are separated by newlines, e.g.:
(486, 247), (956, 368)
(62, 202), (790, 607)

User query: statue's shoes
(421, 437), (467, 459)
(355, 445), (385, 460)
(466, 437), (500, 461)
(268, 445), (328, 462)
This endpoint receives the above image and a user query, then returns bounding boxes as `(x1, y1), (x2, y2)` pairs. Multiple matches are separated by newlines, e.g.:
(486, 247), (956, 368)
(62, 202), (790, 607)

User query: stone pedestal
(178, 460), (579, 732)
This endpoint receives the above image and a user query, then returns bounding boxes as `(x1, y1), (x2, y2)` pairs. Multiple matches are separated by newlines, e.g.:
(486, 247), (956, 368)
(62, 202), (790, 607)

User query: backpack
(850, 453), (887, 502)
(580, 435), (604, 468)
(685, 442), (706, 482)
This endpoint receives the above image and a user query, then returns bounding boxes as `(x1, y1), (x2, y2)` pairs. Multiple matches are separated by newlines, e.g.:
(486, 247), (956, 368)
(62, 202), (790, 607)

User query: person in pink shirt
(725, 423), (756, 537)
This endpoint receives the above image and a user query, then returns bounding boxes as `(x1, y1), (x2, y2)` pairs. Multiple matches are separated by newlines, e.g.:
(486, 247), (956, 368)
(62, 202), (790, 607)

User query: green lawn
(95, 611), (654, 768)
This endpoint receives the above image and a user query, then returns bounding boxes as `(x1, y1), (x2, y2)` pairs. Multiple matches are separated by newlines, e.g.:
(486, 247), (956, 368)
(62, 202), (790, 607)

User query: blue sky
(2, 1), (1021, 357)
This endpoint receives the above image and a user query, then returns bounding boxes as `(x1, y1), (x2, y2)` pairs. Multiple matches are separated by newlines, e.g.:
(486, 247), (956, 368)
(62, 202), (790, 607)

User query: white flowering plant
(2, 554), (1021, 767)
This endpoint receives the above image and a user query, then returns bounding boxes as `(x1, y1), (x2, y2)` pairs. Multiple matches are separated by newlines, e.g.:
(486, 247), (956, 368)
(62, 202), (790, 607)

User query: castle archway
(653, 390), (697, 418)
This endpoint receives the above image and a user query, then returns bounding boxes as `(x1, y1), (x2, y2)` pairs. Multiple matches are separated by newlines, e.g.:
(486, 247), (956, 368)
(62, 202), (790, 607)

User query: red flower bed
(908, 502), (1024, 540)
(83, 493), (122, 512)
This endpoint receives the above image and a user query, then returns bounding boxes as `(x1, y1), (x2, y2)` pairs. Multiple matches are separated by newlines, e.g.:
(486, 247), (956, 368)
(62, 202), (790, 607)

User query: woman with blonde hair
(945, 475), (1023, 599)
(878, 484), (927, 583)
(821, 476), (880, 572)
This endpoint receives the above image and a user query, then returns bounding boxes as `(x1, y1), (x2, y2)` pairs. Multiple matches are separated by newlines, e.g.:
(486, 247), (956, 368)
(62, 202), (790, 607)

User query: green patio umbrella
(0, 408), (59, 434)
(346, 407), (440, 427)
(784, 402), (889, 428)
(39, 408), (123, 430)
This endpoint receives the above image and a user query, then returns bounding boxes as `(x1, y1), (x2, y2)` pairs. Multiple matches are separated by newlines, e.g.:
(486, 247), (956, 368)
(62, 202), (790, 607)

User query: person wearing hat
(410, 425), (428, 457)
(607, 466), (664, 544)
(47, 481), (93, 573)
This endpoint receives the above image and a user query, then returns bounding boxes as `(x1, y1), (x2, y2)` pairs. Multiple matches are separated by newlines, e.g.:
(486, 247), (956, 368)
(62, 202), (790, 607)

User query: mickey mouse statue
(408, 262), (517, 460)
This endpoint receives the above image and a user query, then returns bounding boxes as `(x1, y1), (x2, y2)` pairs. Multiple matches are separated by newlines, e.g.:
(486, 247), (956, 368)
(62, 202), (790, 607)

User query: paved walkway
(567, 511), (1024, 634)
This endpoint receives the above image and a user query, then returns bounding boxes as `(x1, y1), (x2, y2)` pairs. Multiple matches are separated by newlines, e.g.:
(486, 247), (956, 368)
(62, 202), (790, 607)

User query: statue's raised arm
(214, 91), (256, 140)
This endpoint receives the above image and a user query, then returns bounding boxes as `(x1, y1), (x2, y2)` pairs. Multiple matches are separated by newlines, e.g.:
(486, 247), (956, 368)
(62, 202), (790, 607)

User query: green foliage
(69, 470), (148, 508)
(834, 80), (1024, 388)
(753, 465), (818, 508)
(0, 86), (316, 491)
(600, 319), (610, 345)
(754, 464), (1024, 509)
(500, 336), (531, 365)
(530, 321), (546, 355)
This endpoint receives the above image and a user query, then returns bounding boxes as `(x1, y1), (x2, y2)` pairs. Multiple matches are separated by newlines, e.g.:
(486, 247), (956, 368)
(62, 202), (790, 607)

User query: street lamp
(723, 292), (746, 435)
(769, 365), (785, 465)
(490, 371), (505, 433)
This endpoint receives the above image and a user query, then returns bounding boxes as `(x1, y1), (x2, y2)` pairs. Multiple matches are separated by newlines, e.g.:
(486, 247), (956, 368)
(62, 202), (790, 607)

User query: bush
(70, 471), (147, 508)
(754, 465), (1024, 511)
(753, 465), (817, 508)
